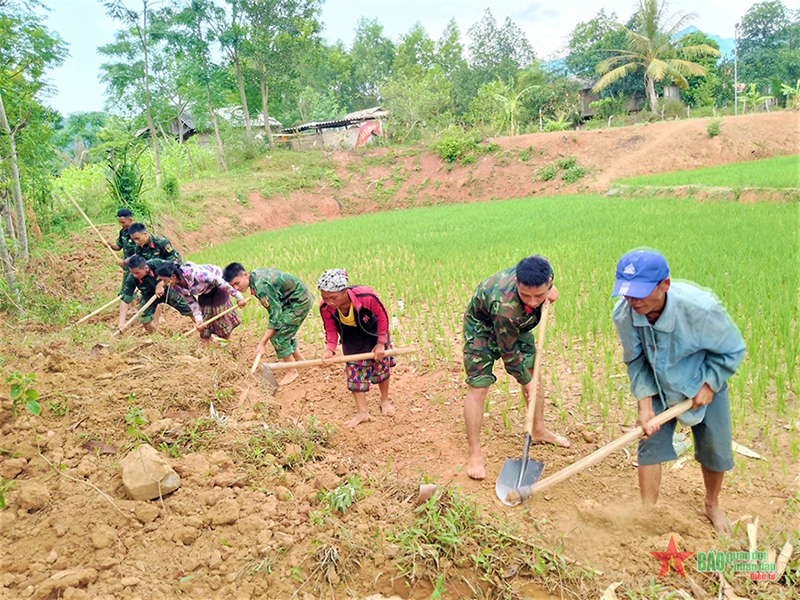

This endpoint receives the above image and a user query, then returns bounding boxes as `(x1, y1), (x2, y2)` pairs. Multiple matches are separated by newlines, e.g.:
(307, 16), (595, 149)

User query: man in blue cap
(611, 248), (746, 533)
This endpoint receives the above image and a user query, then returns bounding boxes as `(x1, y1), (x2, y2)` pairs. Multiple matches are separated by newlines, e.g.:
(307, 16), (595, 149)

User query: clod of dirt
(274, 486), (292, 501)
(581, 430), (596, 444)
(18, 481), (50, 512)
(0, 512), (16, 533)
(208, 498), (240, 526)
(0, 457), (27, 479)
(208, 450), (233, 468)
(173, 526), (200, 545)
(208, 549), (223, 570)
(313, 472), (340, 491)
(174, 453), (211, 485)
(214, 467), (240, 487)
(120, 444), (181, 501)
(90, 524), (117, 549)
(34, 569), (98, 600)
(134, 502), (160, 524)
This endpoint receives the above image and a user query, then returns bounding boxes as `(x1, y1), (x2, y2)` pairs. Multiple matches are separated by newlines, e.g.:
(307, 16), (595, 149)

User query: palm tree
(592, 0), (720, 113)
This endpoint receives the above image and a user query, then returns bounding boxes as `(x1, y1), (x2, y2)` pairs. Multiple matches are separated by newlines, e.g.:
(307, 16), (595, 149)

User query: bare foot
(279, 369), (299, 386)
(380, 399), (395, 416)
(345, 412), (371, 428)
(532, 429), (571, 448)
(467, 454), (486, 480)
(705, 502), (729, 534)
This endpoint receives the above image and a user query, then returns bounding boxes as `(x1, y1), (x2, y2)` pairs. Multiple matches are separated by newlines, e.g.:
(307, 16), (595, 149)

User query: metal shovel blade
(260, 364), (279, 391)
(495, 457), (544, 506)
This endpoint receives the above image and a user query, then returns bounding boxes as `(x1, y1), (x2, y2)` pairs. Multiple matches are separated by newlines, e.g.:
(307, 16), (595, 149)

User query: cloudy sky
(43, 0), (750, 116)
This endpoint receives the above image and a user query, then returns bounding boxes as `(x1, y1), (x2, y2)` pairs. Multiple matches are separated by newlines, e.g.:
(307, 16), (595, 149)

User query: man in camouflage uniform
(118, 256), (193, 334)
(463, 254), (570, 480)
(117, 223), (182, 268)
(110, 209), (138, 298)
(224, 262), (313, 386)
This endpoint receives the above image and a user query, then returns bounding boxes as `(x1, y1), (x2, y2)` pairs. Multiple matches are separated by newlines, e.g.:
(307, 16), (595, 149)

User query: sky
(43, 0), (750, 116)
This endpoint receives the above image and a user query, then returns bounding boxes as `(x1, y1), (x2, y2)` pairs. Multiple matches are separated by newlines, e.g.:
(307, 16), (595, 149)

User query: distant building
(277, 107), (388, 150)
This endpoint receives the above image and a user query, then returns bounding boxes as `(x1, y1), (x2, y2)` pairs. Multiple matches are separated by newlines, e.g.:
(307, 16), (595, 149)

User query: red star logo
(650, 536), (694, 578)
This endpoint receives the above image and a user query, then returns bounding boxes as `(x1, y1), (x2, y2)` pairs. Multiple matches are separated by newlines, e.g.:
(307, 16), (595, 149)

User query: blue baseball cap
(611, 249), (669, 298)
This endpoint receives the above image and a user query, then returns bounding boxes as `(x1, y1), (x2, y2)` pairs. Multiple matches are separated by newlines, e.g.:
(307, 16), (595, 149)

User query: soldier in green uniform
(110, 209), (137, 260)
(118, 256), (193, 333)
(224, 262), (313, 386)
(463, 254), (570, 480)
(116, 223), (182, 267)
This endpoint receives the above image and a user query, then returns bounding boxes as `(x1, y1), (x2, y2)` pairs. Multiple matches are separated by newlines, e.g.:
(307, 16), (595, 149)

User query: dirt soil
(166, 111), (798, 254)
(2, 113), (799, 600)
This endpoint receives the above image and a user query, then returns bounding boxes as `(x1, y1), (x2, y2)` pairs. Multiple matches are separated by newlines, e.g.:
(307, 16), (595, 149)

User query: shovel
(260, 346), (417, 390)
(505, 398), (694, 505)
(495, 300), (550, 506)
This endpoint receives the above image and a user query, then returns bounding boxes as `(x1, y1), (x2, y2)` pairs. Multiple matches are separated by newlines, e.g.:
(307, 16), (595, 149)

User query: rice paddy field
(192, 193), (799, 472)
(619, 154), (800, 188)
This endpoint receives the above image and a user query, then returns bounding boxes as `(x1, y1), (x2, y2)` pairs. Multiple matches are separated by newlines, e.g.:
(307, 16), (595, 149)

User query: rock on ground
(120, 444), (180, 501)
(18, 481), (50, 512)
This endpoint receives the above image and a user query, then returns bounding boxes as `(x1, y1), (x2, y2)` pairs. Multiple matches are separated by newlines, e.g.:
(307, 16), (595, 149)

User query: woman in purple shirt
(156, 262), (246, 347)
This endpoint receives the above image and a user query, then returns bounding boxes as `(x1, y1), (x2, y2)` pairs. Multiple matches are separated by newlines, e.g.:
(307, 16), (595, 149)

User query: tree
(738, 82), (774, 113)
(349, 18), (395, 105)
(738, 0), (800, 90)
(0, 5), (66, 263)
(677, 31), (721, 107)
(380, 67), (451, 140)
(171, 0), (227, 172)
(103, 1), (164, 186)
(434, 19), (467, 113)
(467, 10), (535, 83)
(592, 0), (720, 113)
(212, 0), (254, 155)
(393, 23), (435, 79)
(241, 0), (322, 147)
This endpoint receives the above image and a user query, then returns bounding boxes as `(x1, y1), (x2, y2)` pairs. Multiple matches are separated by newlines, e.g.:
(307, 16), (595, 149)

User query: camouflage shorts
(462, 335), (535, 388)
(271, 304), (311, 359)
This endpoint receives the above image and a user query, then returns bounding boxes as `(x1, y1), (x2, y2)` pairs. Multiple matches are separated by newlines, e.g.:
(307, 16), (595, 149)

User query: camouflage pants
(271, 302), (312, 359)
(463, 328), (535, 388)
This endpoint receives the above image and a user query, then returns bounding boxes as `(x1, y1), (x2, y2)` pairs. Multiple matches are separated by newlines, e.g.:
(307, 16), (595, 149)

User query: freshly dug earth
(1, 319), (796, 599)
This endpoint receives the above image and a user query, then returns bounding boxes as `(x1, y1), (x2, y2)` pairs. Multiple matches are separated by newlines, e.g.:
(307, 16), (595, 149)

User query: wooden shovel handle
(514, 399), (694, 501)
(181, 297), (249, 338)
(113, 294), (159, 336)
(265, 346), (417, 371)
(523, 301), (550, 436)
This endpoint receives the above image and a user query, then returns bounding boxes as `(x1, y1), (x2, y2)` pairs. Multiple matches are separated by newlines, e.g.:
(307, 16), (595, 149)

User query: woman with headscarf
(156, 262), (246, 348)
(317, 269), (395, 427)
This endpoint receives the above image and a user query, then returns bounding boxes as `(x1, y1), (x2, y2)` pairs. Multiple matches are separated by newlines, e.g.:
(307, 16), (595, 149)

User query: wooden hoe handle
(181, 297), (250, 338)
(523, 301), (550, 435)
(265, 346), (417, 371)
(511, 399), (694, 502)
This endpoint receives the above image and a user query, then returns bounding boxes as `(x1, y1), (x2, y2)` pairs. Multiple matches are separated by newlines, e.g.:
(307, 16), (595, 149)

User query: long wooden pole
(69, 296), (122, 328)
(265, 346), (417, 371)
(63, 190), (119, 260)
(181, 297), (250, 338)
(250, 352), (263, 374)
(114, 294), (159, 336)
(508, 399), (694, 503)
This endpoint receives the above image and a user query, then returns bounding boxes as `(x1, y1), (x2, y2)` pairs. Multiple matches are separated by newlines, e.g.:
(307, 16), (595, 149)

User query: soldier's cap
(611, 249), (669, 299)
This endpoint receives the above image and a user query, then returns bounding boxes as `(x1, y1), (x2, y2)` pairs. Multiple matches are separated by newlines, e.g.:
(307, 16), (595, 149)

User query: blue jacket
(612, 281), (746, 426)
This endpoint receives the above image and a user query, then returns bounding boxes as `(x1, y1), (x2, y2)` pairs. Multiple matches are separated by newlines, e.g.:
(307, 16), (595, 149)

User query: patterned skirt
(198, 287), (241, 340)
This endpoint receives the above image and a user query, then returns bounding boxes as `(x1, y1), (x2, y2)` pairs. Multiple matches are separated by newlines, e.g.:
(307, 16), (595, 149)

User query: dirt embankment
(165, 111), (798, 253)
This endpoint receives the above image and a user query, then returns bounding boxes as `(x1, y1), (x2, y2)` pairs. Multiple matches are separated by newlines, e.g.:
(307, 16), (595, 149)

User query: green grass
(618, 155), (800, 189)
(190, 194), (798, 454)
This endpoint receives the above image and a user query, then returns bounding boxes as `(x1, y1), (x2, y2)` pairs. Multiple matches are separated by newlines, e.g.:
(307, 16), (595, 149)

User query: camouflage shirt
(249, 268), (313, 329)
(464, 267), (544, 384)
(120, 258), (170, 303)
(116, 227), (137, 258)
(134, 234), (182, 263)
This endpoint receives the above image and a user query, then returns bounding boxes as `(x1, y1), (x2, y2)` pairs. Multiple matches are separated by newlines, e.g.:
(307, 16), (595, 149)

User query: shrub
(432, 130), (495, 164)
(162, 175), (179, 202)
(538, 164), (557, 181)
(706, 119), (721, 138)
(557, 156), (576, 170)
(561, 165), (586, 184)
